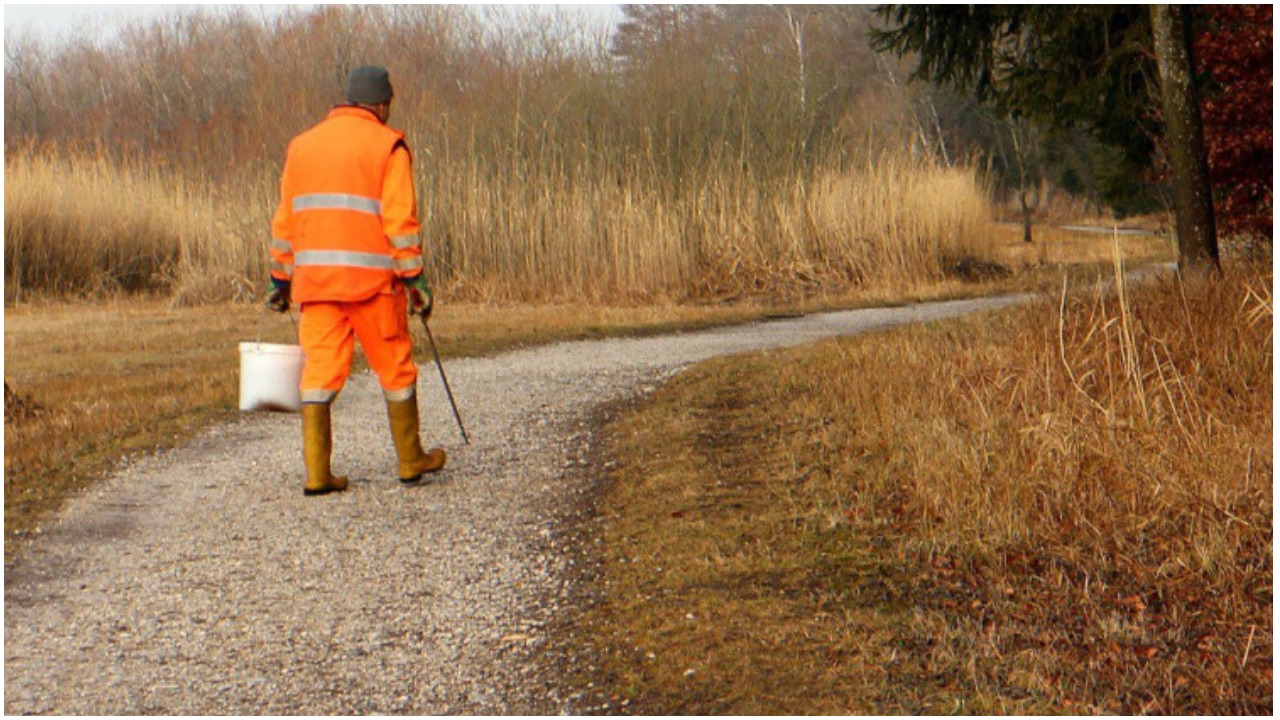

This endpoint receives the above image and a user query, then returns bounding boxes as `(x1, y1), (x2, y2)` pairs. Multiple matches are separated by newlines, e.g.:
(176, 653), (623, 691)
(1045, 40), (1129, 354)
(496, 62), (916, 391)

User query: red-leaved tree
(1196, 4), (1272, 241)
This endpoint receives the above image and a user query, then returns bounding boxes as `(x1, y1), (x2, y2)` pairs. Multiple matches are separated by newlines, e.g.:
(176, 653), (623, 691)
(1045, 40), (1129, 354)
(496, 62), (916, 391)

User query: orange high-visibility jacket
(269, 106), (424, 304)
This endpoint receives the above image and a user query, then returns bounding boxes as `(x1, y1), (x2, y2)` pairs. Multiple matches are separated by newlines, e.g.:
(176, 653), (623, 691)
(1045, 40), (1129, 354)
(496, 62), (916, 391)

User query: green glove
(403, 274), (433, 319)
(265, 279), (290, 313)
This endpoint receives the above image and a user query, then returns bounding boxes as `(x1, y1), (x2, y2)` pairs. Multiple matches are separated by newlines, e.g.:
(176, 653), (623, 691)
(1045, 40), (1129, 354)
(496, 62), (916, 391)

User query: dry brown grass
(991, 223), (1174, 268)
(589, 263), (1271, 714)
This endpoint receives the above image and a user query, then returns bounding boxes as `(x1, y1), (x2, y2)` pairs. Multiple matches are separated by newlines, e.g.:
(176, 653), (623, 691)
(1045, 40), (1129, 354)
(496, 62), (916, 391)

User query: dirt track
(4, 294), (1031, 714)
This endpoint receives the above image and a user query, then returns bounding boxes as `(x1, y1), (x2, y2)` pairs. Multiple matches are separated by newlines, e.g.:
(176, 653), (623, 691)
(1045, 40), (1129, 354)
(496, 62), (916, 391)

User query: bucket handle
(256, 304), (301, 344)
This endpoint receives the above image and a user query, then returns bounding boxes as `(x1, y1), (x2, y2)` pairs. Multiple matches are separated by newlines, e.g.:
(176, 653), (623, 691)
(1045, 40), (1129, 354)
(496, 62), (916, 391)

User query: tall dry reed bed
(6, 148), (994, 304)
(3, 150), (264, 303)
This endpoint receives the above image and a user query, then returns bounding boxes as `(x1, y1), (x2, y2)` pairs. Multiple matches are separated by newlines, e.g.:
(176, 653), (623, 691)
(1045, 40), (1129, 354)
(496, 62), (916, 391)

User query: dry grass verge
(589, 266), (1271, 714)
(991, 222), (1172, 268)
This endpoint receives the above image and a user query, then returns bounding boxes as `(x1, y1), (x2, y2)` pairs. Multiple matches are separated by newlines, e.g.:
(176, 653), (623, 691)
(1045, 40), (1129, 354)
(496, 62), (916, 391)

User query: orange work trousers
(298, 291), (417, 404)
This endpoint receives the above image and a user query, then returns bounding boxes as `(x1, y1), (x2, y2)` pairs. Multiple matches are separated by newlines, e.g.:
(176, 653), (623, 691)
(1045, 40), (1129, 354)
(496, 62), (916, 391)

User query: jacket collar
(326, 104), (384, 124)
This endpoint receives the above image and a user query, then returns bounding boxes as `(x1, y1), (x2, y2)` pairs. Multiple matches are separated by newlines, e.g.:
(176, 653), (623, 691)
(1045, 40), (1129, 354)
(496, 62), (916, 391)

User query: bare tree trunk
(783, 8), (808, 115)
(1151, 4), (1220, 273)
(927, 98), (950, 166)
(783, 8), (811, 158)
(1020, 189), (1034, 244)
(875, 55), (938, 163)
(1009, 117), (1036, 243)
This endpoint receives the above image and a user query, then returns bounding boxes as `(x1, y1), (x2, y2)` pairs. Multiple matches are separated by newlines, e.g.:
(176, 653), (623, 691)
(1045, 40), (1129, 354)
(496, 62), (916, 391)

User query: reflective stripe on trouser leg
(298, 302), (356, 403)
(345, 291), (419, 400)
(384, 386), (415, 402)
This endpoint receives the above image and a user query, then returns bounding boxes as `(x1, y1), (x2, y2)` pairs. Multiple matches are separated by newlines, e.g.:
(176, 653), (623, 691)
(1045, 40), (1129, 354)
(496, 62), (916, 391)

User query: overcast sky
(4, 4), (295, 45)
(3, 4), (621, 46)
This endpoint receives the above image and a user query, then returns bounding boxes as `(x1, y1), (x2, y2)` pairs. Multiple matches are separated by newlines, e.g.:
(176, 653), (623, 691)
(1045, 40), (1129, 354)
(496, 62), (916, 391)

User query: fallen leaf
(1119, 594), (1147, 613)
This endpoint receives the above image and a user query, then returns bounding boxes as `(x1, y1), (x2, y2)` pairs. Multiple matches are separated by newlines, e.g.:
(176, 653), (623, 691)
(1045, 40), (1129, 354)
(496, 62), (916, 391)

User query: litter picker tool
(419, 315), (470, 444)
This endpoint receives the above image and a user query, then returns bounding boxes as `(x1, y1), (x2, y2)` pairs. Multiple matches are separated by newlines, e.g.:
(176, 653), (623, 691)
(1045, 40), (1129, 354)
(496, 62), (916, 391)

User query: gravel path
(5, 294), (1028, 714)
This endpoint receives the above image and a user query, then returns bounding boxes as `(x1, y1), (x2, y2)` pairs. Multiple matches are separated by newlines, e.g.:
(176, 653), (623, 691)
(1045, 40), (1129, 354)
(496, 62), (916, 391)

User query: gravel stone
(4, 296), (1031, 714)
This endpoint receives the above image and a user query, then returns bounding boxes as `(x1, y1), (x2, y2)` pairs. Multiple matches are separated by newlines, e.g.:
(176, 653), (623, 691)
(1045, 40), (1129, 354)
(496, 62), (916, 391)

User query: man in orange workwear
(265, 65), (446, 496)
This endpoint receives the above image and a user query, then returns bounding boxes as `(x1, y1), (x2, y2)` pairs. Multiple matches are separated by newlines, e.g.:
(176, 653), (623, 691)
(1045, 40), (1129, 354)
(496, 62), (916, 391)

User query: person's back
(265, 65), (446, 497)
(289, 110), (400, 213)
(280, 107), (407, 304)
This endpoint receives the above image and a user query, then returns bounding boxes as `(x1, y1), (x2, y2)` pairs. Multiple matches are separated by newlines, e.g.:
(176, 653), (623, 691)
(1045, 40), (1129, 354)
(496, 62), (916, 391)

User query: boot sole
(399, 466), (446, 484)
(303, 486), (347, 496)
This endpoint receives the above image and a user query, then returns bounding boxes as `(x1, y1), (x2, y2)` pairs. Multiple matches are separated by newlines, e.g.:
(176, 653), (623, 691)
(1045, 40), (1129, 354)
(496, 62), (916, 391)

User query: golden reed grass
(4, 149), (265, 303)
(6, 147), (995, 305)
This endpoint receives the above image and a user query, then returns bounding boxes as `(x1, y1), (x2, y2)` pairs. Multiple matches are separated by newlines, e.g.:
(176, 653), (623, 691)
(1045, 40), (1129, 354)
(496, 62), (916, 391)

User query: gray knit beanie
(346, 65), (393, 105)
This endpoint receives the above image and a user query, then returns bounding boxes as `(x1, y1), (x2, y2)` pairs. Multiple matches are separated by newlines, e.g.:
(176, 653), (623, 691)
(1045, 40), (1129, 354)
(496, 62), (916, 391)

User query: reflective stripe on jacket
(269, 105), (424, 303)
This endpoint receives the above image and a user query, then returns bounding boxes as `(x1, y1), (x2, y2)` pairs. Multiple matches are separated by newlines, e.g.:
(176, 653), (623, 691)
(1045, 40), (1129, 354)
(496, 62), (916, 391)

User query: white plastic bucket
(239, 342), (305, 412)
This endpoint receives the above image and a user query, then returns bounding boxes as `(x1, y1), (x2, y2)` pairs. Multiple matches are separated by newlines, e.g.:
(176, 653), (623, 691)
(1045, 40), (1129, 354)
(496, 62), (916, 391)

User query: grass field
(584, 263), (1271, 714)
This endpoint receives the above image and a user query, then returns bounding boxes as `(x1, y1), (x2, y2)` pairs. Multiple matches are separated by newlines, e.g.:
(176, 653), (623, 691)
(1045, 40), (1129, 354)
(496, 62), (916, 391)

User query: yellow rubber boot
(302, 402), (349, 496)
(387, 393), (446, 483)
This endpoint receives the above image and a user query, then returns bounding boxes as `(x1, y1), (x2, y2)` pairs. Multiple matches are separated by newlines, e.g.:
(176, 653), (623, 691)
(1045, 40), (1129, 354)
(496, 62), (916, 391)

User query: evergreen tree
(873, 5), (1222, 270)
